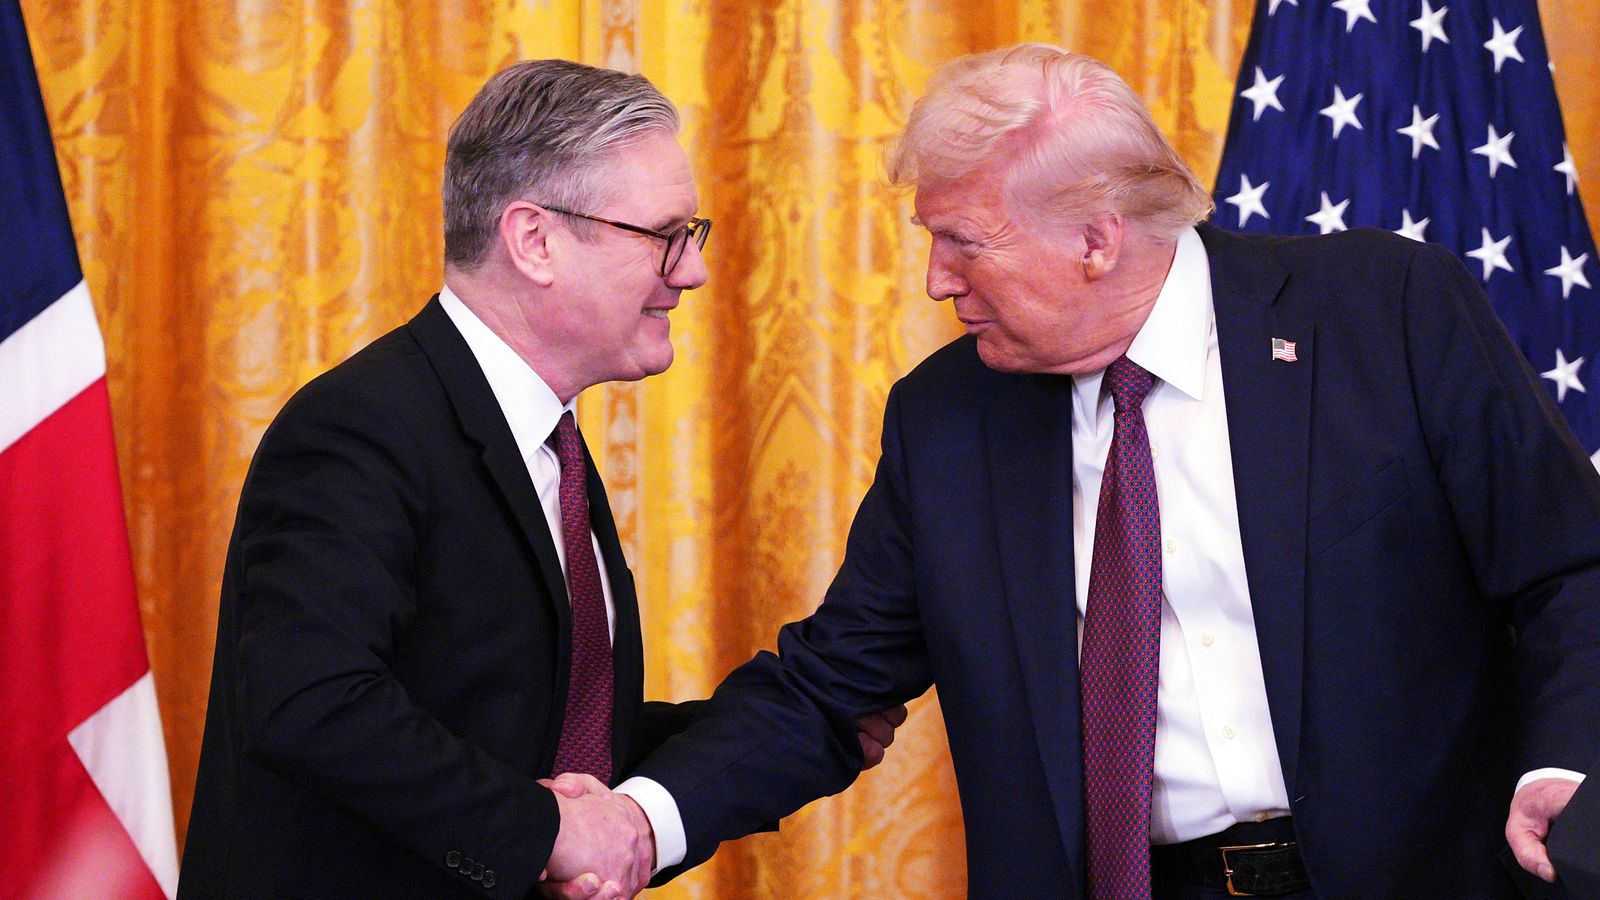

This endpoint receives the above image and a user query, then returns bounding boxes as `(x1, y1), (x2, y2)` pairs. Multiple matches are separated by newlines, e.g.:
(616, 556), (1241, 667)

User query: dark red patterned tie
(1080, 356), (1161, 899)
(549, 412), (613, 784)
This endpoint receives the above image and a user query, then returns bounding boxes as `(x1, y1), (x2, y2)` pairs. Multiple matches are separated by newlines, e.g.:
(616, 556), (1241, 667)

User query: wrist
(619, 794), (656, 871)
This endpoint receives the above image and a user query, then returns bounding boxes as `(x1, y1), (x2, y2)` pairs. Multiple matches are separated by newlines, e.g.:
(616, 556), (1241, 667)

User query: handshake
(537, 773), (654, 900)
(535, 705), (907, 898)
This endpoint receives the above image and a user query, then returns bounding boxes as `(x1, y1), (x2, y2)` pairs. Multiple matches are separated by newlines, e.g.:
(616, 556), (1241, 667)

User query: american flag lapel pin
(1271, 337), (1298, 362)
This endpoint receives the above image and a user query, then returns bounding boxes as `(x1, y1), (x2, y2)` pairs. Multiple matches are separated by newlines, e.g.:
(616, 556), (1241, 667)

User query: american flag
(0, 1), (177, 896)
(1272, 337), (1299, 362)
(1213, 0), (1599, 470)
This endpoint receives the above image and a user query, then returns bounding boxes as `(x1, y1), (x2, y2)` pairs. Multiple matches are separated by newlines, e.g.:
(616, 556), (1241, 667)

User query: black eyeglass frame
(540, 204), (711, 276)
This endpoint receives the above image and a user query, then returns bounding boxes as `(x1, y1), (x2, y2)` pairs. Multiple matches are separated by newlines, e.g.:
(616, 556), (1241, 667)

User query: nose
(666, 235), (709, 289)
(925, 242), (968, 302)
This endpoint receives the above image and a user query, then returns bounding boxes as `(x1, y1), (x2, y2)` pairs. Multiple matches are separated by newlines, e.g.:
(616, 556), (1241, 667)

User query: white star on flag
(1213, 0), (1600, 471)
(1395, 209), (1430, 242)
(1332, 0), (1377, 32)
(1541, 349), (1587, 403)
(1397, 105), (1441, 159)
(1466, 227), (1515, 280)
(1240, 68), (1286, 121)
(1410, 1), (1450, 53)
(1484, 19), (1525, 73)
(1305, 192), (1350, 234)
(1544, 246), (1592, 299)
(1556, 144), (1579, 196)
(1227, 174), (1272, 227)
(1268, 0), (1298, 13)
(1320, 86), (1364, 139)
(1472, 125), (1517, 177)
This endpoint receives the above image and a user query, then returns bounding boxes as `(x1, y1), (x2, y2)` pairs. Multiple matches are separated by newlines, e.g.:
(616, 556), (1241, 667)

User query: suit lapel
(1199, 224), (1311, 797)
(580, 435), (644, 781)
(985, 370), (1085, 878)
(406, 295), (574, 696)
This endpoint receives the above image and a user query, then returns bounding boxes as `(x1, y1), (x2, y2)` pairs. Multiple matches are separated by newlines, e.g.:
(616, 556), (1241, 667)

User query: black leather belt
(1151, 817), (1310, 897)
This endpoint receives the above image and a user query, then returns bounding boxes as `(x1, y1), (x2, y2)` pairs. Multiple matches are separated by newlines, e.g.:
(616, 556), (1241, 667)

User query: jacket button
(483, 870), (497, 889)
(471, 863), (485, 881)
(445, 850), (461, 869)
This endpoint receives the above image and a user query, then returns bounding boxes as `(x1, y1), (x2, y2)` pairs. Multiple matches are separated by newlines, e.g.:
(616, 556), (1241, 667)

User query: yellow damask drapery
(23, 0), (1600, 895)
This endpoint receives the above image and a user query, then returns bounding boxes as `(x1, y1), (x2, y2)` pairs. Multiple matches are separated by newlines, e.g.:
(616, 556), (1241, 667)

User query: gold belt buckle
(1219, 841), (1292, 897)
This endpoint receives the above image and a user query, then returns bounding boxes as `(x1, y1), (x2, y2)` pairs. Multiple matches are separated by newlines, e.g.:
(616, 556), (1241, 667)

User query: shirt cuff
(1516, 768), (1587, 793)
(614, 776), (687, 873)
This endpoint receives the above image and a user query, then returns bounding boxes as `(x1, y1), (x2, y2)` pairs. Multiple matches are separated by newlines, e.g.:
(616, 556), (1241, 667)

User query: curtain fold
(24, 0), (1599, 893)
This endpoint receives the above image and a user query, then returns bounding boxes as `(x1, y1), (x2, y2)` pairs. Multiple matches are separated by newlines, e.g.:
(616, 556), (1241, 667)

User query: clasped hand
(538, 774), (653, 900)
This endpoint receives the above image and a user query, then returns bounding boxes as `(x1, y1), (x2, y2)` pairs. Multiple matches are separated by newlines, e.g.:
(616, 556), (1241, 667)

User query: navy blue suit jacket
(635, 224), (1600, 897)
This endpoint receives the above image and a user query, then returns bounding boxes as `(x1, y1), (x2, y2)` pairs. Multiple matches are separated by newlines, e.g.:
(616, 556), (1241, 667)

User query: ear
(1080, 213), (1124, 281)
(499, 201), (557, 287)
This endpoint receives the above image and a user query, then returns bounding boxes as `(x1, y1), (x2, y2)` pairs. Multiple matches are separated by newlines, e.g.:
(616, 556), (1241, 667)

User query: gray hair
(444, 59), (680, 269)
(887, 44), (1213, 240)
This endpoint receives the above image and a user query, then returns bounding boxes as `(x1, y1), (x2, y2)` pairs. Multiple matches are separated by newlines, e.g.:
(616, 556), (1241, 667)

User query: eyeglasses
(540, 205), (712, 277)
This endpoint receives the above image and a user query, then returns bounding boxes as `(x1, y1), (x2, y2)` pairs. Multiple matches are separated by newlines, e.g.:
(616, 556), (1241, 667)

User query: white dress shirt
(1071, 228), (1292, 843)
(1071, 229), (1579, 843)
(438, 286), (685, 870)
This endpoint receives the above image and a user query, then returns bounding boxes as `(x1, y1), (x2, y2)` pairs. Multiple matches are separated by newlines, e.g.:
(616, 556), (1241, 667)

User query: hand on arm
(1506, 776), (1582, 883)
(854, 704), (908, 770)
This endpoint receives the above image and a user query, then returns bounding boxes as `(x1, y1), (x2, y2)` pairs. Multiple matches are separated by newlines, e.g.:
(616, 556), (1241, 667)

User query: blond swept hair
(887, 44), (1213, 239)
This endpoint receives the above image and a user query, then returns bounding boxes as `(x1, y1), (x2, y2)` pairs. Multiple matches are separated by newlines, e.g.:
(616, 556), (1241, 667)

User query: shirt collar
(1072, 226), (1213, 419)
(438, 284), (574, 460)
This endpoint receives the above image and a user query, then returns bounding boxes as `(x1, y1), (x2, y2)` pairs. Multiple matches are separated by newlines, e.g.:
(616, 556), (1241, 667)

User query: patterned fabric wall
(23, 0), (1600, 894)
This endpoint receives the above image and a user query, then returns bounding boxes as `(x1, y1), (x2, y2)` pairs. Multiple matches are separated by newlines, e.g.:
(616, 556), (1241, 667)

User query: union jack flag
(1214, 0), (1598, 469)
(0, 1), (177, 895)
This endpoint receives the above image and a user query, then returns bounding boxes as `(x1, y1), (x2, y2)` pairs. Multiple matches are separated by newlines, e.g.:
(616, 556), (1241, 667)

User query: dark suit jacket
(179, 297), (693, 899)
(634, 225), (1600, 897)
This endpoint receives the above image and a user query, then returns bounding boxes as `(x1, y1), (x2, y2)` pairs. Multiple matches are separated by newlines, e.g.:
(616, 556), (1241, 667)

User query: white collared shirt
(438, 286), (618, 637)
(1071, 227), (1293, 843)
(439, 286), (686, 868)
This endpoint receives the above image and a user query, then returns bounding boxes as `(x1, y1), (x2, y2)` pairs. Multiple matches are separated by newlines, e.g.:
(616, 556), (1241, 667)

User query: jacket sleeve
(1400, 240), (1600, 775)
(229, 377), (558, 897)
(622, 700), (703, 773)
(633, 382), (937, 876)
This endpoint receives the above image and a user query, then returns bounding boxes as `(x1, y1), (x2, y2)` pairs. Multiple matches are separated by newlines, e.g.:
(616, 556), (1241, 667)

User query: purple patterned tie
(1080, 356), (1161, 899)
(549, 412), (613, 784)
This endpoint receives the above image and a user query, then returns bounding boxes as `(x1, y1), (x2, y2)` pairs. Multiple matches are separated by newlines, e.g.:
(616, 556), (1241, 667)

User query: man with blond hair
(584, 44), (1600, 897)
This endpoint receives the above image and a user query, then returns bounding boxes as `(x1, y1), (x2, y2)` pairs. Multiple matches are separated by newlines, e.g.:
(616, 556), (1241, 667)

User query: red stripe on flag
(0, 377), (155, 891)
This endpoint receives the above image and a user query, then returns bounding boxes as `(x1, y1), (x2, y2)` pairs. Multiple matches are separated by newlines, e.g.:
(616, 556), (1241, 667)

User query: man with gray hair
(178, 59), (897, 899)
(596, 44), (1600, 897)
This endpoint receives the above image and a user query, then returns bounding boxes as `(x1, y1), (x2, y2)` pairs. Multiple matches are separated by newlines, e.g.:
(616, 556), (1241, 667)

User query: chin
(974, 338), (1027, 374)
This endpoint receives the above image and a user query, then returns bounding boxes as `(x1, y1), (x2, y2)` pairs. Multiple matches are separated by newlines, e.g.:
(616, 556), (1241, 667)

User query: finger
(855, 714), (894, 749)
(550, 772), (609, 798)
(858, 731), (886, 769)
(1506, 816), (1556, 883)
(537, 873), (603, 899)
(884, 704), (909, 726)
(545, 778), (589, 799)
(597, 880), (627, 900)
(553, 771), (609, 794)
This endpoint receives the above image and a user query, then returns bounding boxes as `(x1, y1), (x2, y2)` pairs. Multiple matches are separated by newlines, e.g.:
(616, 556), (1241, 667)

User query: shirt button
(1164, 537), (1178, 554)
(1201, 633), (1215, 647)
(1223, 725), (1237, 739)
(1150, 445), (1160, 460)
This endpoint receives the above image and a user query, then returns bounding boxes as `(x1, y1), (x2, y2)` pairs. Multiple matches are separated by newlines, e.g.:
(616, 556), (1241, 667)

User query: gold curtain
(24, 0), (1600, 894)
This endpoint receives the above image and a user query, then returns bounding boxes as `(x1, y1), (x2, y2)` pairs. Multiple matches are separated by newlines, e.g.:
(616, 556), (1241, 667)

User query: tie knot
(1104, 356), (1155, 413)
(549, 410), (579, 454)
